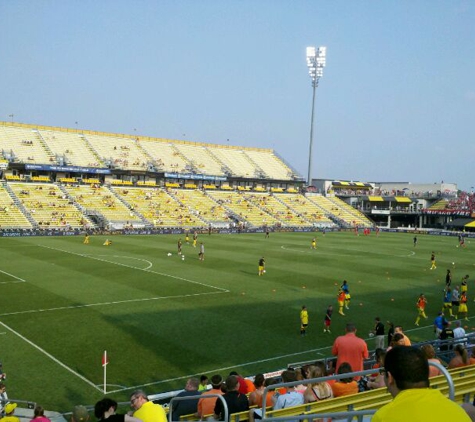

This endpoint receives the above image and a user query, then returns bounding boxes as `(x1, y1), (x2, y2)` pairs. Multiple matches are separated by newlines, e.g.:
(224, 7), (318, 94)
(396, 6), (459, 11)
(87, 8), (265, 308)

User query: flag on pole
(102, 350), (109, 367)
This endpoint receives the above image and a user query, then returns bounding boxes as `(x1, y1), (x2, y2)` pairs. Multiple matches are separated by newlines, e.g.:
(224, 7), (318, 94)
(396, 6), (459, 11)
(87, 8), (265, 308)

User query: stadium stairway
(34, 129), (57, 164)
(3, 182), (37, 228)
(107, 185), (150, 226)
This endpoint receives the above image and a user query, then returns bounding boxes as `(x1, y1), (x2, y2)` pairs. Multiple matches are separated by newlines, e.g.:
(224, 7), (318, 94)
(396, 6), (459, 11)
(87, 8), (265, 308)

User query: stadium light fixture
(306, 46), (326, 186)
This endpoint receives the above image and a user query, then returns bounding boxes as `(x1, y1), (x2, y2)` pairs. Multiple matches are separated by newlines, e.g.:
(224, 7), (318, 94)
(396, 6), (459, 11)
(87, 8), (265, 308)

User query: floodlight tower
(306, 46), (326, 186)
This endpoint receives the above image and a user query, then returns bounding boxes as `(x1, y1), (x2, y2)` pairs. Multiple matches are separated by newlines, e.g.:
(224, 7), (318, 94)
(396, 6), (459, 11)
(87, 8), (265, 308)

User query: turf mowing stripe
(0, 320), (102, 392)
(0, 291), (226, 317)
(38, 244), (229, 292)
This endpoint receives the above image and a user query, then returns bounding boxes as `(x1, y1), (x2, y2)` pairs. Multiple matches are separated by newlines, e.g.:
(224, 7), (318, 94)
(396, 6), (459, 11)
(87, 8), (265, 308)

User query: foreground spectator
(303, 365), (333, 403)
(94, 398), (141, 422)
(420, 344), (443, 377)
(171, 378), (201, 420)
(248, 374), (272, 408)
(31, 406), (51, 422)
(273, 370), (304, 410)
(214, 375), (249, 421)
(372, 346), (470, 421)
(331, 362), (358, 397)
(71, 406), (89, 422)
(448, 344), (475, 369)
(367, 350), (387, 389)
(394, 326), (411, 345)
(0, 384), (7, 417)
(130, 390), (167, 422)
(0, 403), (19, 422)
(197, 374), (224, 420)
(331, 323), (369, 379)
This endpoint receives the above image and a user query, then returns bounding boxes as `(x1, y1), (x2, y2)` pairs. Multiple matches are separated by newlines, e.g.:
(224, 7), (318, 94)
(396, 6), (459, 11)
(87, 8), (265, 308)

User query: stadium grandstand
(1, 121), (475, 234)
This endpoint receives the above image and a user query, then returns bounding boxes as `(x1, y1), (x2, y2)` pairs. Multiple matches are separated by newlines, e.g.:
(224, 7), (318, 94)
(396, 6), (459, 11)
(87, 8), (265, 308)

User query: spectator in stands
(387, 333), (406, 351)
(331, 362), (358, 397)
(172, 377), (202, 420)
(0, 383), (7, 417)
(95, 398), (141, 422)
(303, 365), (333, 403)
(272, 370), (304, 417)
(367, 350), (387, 389)
(198, 375), (209, 392)
(0, 403), (19, 422)
(331, 323), (369, 379)
(372, 346), (470, 422)
(130, 390), (167, 422)
(453, 320), (467, 345)
(197, 374), (224, 420)
(420, 344), (443, 377)
(248, 374), (274, 408)
(31, 406), (51, 422)
(448, 344), (475, 369)
(228, 371), (253, 394)
(71, 406), (89, 422)
(0, 363), (5, 381)
(394, 325), (411, 345)
(214, 375), (249, 421)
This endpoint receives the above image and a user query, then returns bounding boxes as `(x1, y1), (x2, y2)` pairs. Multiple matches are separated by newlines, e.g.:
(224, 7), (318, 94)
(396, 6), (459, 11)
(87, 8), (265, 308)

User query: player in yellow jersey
(192, 232), (198, 248)
(185, 232), (190, 244)
(311, 238), (316, 249)
(83, 233), (90, 244)
(430, 252), (437, 270)
(300, 306), (308, 336)
(337, 290), (346, 316)
(103, 239), (112, 246)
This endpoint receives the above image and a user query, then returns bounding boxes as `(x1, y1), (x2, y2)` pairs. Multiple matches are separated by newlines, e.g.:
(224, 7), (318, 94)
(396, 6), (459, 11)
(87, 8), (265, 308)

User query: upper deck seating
(244, 150), (294, 180)
(0, 126), (53, 164)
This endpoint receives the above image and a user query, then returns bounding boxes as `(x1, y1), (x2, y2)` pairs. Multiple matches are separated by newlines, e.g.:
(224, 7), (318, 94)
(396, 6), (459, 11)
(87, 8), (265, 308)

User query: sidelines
(0, 291), (226, 317)
(0, 320), (103, 392)
(38, 244), (229, 292)
(0, 269), (26, 283)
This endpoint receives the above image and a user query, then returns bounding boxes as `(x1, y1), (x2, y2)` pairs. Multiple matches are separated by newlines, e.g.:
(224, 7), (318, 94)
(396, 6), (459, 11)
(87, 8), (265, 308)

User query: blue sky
(1, 1), (474, 190)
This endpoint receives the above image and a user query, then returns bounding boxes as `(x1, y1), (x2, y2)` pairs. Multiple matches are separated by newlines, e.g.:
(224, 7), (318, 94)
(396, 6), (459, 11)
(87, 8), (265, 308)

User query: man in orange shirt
(394, 326), (411, 346)
(331, 323), (369, 379)
(197, 374), (224, 419)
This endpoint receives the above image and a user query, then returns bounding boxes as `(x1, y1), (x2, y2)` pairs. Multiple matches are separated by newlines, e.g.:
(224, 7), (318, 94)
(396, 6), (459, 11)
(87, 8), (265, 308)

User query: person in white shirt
(453, 320), (467, 346)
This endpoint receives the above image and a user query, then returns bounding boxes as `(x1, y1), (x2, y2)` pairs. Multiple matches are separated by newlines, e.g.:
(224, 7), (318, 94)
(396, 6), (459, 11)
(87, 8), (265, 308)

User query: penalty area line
(0, 320), (102, 392)
(0, 269), (26, 282)
(38, 245), (228, 293)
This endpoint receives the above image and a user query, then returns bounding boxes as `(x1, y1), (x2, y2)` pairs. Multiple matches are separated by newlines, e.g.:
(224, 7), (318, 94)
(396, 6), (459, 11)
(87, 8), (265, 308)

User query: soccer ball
(263, 270), (266, 273)
(368, 332), (375, 338)
(167, 253), (172, 256)
(182, 255), (185, 260)
(452, 262), (455, 265)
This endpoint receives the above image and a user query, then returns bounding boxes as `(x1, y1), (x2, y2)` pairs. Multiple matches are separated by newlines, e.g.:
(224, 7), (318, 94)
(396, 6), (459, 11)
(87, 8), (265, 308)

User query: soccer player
(83, 233), (90, 244)
(177, 238), (182, 255)
(442, 288), (453, 317)
(337, 289), (346, 316)
(311, 238), (316, 249)
(185, 232), (190, 244)
(415, 293), (428, 326)
(198, 242), (205, 261)
(459, 291), (469, 321)
(103, 239), (112, 246)
(461, 274), (469, 293)
(413, 236), (418, 247)
(430, 252), (436, 270)
(192, 232), (198, 248)
(300, 306), (308, 336)
(324, 305), (333, 333)
(258, 257), (265, 276)
(341, 280), (351, 309)
(445, 269), (452, 291)
(452, 285), (460, 318)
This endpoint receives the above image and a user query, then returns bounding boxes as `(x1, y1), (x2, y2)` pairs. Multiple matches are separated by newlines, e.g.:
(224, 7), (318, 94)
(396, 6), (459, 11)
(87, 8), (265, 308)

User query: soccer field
(0, 230), (473, 412)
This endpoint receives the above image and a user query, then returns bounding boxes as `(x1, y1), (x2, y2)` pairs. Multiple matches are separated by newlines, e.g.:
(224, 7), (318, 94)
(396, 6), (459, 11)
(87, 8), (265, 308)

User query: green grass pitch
(0, 231), (473, 412)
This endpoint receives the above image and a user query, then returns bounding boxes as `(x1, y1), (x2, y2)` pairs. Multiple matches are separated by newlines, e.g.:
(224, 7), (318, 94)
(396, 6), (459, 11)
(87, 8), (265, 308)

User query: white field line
(0, 269), (26, 282)
(0, 291), (225, 317)
(90, 255), (154, 270)
(38, 245), (229, 292)
(0, 320), (103, 392)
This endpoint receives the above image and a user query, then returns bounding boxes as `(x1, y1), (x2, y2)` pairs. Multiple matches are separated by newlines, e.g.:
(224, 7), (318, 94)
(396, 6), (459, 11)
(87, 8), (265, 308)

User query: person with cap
(372, 346), (470, 422)
(71, 406), (89, 422)
(129, 390), (166, 422)
(0, 403), (20, 422)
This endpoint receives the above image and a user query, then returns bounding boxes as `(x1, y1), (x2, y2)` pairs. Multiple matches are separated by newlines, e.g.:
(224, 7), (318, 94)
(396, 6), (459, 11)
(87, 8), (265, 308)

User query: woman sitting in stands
(94, 398), (141, 422)
(448, 344), (475, 369)
(31, 405), (51, 422)
(303, 364), (333, 403)
(420, 344), (443, 377)
(331, 362), (358, 397)
(367, 350), (387, 389)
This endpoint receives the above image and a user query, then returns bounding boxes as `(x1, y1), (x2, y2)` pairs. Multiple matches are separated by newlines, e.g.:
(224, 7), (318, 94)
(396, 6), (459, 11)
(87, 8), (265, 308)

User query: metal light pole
(306, 46), (326, 186)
